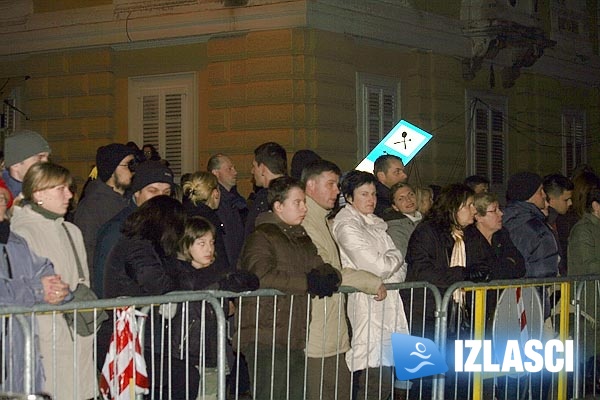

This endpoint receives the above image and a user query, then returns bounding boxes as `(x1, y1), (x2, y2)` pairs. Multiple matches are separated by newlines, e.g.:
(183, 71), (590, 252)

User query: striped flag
(515, 287), (529, 345)
(100, 307), (150, 400)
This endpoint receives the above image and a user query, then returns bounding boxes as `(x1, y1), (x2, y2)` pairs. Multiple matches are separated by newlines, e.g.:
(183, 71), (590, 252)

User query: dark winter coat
(103, 236), (177, 298)
(405, 219), (466, 337)
(93, 201), (137, 297)
(216, 184), (248, 266)
(238, 211), (325, 350)
(244, 187), (268, 238)
(169, 259), (259, 367)
(464, 225), (526, 281)
(74, 180), (129, 286)
(502, 201), (559, 278)
(374, 181), (391, 218)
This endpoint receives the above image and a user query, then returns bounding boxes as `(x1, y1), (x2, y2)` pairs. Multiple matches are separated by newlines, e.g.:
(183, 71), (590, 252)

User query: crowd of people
(0, 128), (598, 399)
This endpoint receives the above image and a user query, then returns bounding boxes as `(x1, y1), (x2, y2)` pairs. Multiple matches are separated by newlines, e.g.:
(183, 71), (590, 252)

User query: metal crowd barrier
(0, 276), (598, 400)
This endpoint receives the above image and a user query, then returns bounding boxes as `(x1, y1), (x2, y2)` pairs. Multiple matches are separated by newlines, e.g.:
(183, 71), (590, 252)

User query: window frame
(561, 109), (587, 177)
(355, 72), (401, 163)
(128, 72), (198, 178)
(465, 91), (509, 194)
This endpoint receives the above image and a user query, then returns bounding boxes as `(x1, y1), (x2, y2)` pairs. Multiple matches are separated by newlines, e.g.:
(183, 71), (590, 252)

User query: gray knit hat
(4, 130), (51, 167)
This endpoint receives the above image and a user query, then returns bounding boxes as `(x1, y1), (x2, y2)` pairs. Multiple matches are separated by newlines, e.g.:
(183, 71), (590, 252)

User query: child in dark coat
(171, 216), (258, 399)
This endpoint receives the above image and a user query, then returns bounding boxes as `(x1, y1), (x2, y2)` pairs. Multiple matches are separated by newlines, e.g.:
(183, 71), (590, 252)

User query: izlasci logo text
(455, 339), (574, 373)
(391, 333), (448, 380)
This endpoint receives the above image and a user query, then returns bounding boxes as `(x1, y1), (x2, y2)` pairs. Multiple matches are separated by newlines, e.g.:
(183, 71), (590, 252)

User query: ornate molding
(462, 21), (555, 88)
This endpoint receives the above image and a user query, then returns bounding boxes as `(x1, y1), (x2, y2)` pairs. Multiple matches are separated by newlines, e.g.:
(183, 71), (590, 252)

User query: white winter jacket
(332, 204), (409, 371)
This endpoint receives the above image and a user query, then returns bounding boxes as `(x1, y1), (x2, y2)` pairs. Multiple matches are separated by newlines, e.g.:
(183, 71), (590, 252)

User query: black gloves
(219, 271), (260, 293)
(466, 265), (491, 283)
(306, 263), (341, 298)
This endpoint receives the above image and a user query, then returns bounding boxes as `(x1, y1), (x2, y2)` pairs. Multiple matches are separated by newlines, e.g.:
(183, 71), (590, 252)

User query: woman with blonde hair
(182, 171), (231, 273)
(11, 162), (96, 399)
(415, 185), (434, 216)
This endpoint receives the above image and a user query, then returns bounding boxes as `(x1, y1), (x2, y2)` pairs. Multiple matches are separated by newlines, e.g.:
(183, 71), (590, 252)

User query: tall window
(466, 94), (508, 193)
(356, 73), (400, 161)
(562, 111), (586, 177)
(129, 73), (197, 177)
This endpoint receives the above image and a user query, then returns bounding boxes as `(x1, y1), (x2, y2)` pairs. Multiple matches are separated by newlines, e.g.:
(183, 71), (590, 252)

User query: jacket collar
(255, 211), (308, 237)
(305, 196), (329, 221)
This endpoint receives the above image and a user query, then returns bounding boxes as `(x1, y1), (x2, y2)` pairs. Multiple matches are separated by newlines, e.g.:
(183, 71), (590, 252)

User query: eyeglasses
(118, 160), (136, 171)
(0, 197), (7, 206)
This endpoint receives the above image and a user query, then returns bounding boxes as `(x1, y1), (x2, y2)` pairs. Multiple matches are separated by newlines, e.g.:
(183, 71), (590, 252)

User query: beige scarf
(450, 228), (466, 303)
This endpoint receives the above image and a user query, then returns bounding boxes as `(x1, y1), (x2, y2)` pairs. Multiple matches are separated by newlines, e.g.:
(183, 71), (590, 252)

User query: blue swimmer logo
(392, 333), (448, 380)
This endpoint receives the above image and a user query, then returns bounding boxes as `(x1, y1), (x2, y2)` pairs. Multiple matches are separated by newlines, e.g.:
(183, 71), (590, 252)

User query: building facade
(0, 0), (598, 196)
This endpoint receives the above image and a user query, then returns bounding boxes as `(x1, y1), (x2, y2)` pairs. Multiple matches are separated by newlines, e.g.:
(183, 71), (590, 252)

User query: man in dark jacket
(373, 154), (407, 217)
(92, 160), (174, 297)
(74, 143), (135, 289)
(502, 172), (558, 400)
(543, 173), (573, 276)
(503, 172), (560, 278)
(244, 142), (287, 237)
(208, 153), (248, 266)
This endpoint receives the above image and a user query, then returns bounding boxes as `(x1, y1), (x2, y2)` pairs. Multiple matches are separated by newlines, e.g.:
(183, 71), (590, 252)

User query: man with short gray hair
(208, 153), (248, 266)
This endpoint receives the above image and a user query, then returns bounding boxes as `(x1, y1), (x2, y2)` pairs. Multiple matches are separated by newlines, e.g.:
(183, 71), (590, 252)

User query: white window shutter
(468, 96), (507, 189)
(142, 94), (160, 151)
(164, 93), (183, 176)
(490, 110), (505, 185)
(563, 112), (586, 177)
(366, 86), (397, 152)
(474, 108), (489, 178)
(140, 91), (184, 176)
(130, 73), (197, 179)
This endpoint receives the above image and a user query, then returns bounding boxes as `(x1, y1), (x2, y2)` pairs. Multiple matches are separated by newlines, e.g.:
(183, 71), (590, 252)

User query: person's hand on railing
(306, 263), (341, 298)
(373, 283), (387, 301)
(219, 271), (260, 292)
(41, 274), (70, 305)
(466, 265), (491, 283)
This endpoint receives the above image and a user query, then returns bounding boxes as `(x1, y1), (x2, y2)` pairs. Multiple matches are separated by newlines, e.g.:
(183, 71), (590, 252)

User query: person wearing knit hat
(130, 160), (174, 204)
(73, 143), (135, 291)
(92, 160), (174, 298)
(502, 171), (559, 281)
(95, 143), (136, 187)
(2, 129), (51, 198)
(506, 171), (545, 205)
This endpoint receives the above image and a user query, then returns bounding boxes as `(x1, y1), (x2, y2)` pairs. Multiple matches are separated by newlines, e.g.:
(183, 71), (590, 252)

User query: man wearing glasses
(74, 143), (135, 292)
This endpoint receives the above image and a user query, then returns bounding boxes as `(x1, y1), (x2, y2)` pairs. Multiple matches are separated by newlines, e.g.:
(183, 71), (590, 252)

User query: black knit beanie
(506, 172), (543, 202)
(96, 143), (135, 182)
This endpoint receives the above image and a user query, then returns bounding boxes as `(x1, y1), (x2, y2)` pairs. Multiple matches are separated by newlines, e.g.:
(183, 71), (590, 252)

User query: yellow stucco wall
(1, 26), (598, 195)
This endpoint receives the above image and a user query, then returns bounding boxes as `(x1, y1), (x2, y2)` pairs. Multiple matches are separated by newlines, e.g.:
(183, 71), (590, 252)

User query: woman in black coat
(405, 184), (477, 333)
(100, 195), (189, 399)
(465, 192), (526, 282)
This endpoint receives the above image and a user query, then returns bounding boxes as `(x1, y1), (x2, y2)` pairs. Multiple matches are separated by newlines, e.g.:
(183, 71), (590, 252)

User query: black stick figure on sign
(394, 131), (411, 150)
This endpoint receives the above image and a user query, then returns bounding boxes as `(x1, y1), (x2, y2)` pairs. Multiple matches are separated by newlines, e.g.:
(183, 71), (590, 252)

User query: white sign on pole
(355, 120), (433, 172)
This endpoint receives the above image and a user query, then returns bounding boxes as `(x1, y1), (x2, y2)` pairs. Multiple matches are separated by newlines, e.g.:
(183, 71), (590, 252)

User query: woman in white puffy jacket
(332, 170), (409, 400)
